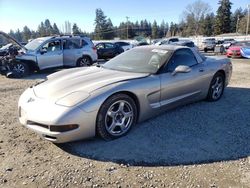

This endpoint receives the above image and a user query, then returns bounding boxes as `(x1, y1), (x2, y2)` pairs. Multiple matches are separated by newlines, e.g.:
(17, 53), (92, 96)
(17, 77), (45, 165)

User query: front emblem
(27, 97), (35, 103)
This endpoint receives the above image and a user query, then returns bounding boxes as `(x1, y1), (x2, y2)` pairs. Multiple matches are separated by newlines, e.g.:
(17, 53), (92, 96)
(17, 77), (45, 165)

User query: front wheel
(207, 72), (225, 101)
(96, 94), (137, 140)
(12, 62), (30, 78)
(77, 56), (92, 67)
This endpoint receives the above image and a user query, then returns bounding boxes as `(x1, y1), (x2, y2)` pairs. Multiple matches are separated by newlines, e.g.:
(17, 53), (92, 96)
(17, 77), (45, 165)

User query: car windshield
(25, 38), (47, 51)
(233, 42), (250, 47)
(102, 47), (172, 73)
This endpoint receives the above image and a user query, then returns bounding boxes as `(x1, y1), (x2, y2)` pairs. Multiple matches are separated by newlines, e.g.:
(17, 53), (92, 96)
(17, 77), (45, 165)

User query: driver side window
(42, 40), (61, 53)
(167, 49), (198, 72)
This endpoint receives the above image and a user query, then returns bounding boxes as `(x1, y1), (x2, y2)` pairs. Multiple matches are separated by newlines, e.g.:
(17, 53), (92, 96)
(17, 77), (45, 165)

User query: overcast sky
(0, 0), (250, 33)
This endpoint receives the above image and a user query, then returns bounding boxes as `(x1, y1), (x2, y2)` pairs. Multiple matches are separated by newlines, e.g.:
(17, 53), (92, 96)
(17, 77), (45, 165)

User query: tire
(77, 56), (92, 67)
(207, 72), (225, 102)
(96, 93), (137, 140)
(12, 62), (30, 78)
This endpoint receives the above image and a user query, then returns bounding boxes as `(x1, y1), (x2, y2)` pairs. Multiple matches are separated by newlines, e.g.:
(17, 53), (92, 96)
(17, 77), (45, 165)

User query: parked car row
(201, 38), (237, 52)
(226, 41), (250, 58)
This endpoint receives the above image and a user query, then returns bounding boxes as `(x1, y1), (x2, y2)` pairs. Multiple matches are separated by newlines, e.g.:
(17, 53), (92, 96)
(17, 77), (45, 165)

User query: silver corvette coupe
(18, 45), (232, 143)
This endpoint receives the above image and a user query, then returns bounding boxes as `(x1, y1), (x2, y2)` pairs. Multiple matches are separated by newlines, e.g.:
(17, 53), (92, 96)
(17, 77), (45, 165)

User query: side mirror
(172, 65), (191, 76)
(40, 48), (47, 54)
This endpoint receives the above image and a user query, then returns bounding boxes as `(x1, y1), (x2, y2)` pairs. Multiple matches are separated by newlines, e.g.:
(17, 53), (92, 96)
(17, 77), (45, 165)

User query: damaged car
(0, 31), (97, 78)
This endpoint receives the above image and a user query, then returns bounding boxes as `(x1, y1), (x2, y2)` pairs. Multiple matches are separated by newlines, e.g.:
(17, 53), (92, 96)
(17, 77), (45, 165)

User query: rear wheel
(77, 56), (92, 67)
(96, 94), (137, 140)
(207, 72), (225, 101)
(12, 62), (30, 78)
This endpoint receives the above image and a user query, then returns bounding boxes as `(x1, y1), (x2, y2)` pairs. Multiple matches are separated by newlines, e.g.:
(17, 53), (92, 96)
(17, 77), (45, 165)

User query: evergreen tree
(169, 22), (175, 36)
(22, 26), (32, 42)
(9, 30), (15, 39)
(15, 29), (23, 42)
(201, 13), (215, 36)
(152, 20), (158, 39)
(38, 22), (46, 37)
(105, 18), (115, 39)
(94, 9), (108, 40)
(52, 23), (60, 35)
(72, 23), (82, 35)
(44, 19), (53, 35)
(214, 0), (232, 35)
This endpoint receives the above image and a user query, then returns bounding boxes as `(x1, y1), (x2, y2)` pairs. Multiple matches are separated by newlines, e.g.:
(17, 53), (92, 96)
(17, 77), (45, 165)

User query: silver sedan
(18, 45), (232, 143)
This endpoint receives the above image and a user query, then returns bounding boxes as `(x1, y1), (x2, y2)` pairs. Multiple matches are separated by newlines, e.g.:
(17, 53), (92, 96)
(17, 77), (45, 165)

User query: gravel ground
(0, 58), (250, 188)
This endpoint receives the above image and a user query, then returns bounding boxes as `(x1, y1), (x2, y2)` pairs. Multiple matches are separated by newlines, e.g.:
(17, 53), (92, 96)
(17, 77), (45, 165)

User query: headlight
(56, 91), (90, 107)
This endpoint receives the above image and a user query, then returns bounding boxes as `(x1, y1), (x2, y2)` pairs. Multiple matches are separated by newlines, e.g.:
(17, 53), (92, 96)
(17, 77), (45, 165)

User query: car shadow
(58, 86), (250, 167)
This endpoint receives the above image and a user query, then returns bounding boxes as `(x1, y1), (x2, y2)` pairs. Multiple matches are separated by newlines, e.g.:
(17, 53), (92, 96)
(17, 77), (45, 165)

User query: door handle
(199, 69), (204, 72)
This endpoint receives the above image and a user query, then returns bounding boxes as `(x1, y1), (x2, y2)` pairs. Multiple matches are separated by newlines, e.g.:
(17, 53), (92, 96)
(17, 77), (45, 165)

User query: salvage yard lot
(0, 58), (249, 187)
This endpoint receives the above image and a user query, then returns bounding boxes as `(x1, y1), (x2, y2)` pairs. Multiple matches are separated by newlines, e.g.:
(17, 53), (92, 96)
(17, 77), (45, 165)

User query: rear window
(169, 38), (179, 43)
(63, 39), (81, 49)
(116, 42), (130, 46)
(186, 42), (194, 47)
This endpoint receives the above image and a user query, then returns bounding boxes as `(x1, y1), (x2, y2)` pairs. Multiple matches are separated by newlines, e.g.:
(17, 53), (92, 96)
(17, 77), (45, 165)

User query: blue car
(240, 41), (250, 59)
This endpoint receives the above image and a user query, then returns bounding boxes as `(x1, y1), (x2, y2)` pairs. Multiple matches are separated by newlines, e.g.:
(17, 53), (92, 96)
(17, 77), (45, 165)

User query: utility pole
(126, 16), (129, 39)
(236, 15), (239, 34)
(247, 4), (250, 35)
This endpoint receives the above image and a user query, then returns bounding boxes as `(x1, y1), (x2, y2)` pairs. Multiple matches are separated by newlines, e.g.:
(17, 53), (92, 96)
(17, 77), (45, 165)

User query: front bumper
(18, 88), (97, 143)
(226, 50), (241, 58)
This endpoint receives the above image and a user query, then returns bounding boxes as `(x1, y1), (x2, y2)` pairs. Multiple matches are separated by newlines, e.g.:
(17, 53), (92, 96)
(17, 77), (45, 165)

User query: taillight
(92, 47), (97, 52)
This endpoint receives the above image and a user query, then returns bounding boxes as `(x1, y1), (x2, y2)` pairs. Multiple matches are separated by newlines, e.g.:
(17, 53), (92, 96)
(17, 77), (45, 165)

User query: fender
(14, 59), (39, 71)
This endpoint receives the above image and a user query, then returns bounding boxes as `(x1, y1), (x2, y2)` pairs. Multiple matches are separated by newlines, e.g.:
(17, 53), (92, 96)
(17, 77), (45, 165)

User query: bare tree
(183, 0), (211, 36)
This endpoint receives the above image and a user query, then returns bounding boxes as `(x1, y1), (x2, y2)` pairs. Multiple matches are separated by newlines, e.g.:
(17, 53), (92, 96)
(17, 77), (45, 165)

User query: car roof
(173, 41), (193, 45)
(137, 44), (189, 51)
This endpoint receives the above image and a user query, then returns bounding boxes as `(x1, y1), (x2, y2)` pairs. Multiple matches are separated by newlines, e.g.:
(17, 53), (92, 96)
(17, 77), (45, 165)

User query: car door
(159, 49), (206, 109)
(96, 43), (105, 59)
(63, 38), (82, 66)
(36, 39), (63, 70)
(104, 43), (117, 58)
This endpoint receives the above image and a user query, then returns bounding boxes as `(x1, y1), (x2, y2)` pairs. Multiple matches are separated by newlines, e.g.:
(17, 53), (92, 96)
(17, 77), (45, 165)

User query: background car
(11, 35), (98, 77)
(226, 41), (250, 58)
(240, 41), (250, 59)
(222, 38), (236, 49)
(136, 41), (149, 46)
(171, 40), (199, 51)
(155, 37), (179, 45)
(201, 38), (216, 52)
(95, 42), (124, 59)
(18, 45), (232, 143)
(114, 41), (133, 51)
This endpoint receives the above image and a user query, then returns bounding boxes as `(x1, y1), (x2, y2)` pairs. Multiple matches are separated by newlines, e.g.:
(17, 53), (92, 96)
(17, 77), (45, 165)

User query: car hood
(0, 31), (27, 52)
(33, 66), (149, 101)
(228, 46), (241, 50)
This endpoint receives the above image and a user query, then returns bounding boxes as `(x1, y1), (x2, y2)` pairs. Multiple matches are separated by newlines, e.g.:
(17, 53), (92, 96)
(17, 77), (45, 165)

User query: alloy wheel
(105, 100), (134, 136)
(211, 76), (223, 100)
(13, 63), (25, 74)
(79, 57), (90, 67)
